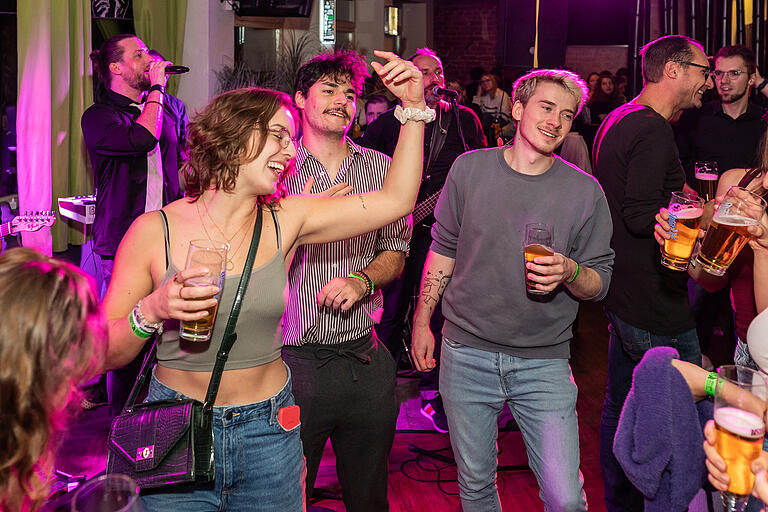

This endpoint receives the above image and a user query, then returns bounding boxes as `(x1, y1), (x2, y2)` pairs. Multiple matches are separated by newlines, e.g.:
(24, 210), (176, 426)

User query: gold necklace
(195, 199), (255, 271)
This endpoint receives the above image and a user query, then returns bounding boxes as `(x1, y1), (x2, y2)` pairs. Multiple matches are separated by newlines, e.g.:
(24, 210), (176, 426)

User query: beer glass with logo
(695, 161), (719, 202)
(524, 223), (554, 295)
(713, 365), (768, 512)
(660, 192), (704, 271)
(179, 239), (227, 342)
(696, 187), (767, 276)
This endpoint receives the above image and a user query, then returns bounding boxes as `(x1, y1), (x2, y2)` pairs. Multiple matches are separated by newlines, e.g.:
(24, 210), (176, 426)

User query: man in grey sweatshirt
(411, 68), (614, 512)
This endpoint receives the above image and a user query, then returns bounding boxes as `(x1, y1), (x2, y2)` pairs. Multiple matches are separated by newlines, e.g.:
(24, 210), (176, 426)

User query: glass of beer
(179, 239), (227, 342)
(660, 192), (704, 271)
(695, 161), (719, 202)
(713, 365), (768, 512)
(524, 223), (554, 295)
(71, 474), (142, 512)
(696, 187), (767, 276)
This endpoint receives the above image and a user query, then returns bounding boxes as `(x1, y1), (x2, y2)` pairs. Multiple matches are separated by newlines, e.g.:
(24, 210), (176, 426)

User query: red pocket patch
(277, 405), (300, 430)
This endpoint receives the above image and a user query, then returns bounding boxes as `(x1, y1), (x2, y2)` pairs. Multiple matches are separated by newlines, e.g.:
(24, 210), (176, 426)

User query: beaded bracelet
(349, 271), (374, 296)
(357, 270), (374, 295)
(704, 371), (718, 397)
(133, 299), (164, 335)
(566, 262), (581, 284)
(145, 100), (163, 108)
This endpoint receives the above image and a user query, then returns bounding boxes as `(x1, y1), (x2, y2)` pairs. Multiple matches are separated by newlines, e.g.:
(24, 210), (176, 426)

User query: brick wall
(432, 0), (499, 84)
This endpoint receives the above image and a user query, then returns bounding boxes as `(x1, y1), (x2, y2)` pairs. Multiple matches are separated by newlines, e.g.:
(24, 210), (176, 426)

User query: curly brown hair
(182, 87), (300, 207)
(0, 249), (106, 511)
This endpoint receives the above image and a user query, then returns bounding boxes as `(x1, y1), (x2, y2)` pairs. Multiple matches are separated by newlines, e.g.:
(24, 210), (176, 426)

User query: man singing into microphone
(82, 34), (186, 415)
(359, 47), (486, 432)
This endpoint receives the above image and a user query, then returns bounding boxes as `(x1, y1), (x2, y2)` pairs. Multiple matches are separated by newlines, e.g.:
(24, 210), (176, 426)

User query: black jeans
(282, 334), (398, 512)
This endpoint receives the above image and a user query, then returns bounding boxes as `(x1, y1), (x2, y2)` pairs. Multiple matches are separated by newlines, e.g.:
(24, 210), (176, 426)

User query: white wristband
(394, 104), (436, 124)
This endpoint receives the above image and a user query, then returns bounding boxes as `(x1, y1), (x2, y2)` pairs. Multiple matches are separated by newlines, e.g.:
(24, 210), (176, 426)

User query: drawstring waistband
(284, 334), (375, 382)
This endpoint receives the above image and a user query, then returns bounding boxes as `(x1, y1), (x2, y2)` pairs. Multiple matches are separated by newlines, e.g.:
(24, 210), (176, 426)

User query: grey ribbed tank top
(156, 208), (287, 371)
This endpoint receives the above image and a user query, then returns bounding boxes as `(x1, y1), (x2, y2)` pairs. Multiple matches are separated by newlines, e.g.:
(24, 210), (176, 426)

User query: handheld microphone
(432, 86), (459, 98)
(165, 65), (190, 74)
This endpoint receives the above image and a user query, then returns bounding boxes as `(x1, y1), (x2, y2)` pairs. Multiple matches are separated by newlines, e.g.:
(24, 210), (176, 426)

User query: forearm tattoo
(358, 195), (367, 210)
(421, 269), (452, 306)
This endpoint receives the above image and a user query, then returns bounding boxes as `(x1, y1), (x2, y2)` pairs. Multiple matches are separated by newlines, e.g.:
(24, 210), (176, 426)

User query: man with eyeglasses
(592, 35), (713, 512)
(673, 45), (768, 397)
(676, 44), (768, 190)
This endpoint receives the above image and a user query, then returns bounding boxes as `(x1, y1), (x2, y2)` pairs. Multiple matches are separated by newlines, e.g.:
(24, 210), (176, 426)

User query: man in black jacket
(359, 47), (486, 433)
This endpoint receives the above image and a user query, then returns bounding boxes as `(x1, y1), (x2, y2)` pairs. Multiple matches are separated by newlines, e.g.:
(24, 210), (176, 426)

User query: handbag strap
(121, 207), (264, 413)
(203, 207), (263, 409)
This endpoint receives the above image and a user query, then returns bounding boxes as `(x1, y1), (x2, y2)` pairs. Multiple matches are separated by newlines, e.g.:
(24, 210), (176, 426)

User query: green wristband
(705, 371), (718, 397)
(566, 262), (581, 284)
(129, 309), (153, 339)
(349, 271), (373, 296)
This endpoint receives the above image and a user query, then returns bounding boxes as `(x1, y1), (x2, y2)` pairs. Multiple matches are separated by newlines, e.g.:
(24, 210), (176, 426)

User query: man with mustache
(281, 50), (418, 511)
(592, 35), (713, 511)
(81, 34), (185, 416)
(359, 47), (486, 434)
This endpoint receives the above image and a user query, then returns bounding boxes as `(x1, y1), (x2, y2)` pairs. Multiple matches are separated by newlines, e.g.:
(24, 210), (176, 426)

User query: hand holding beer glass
(524, 223), (554, 295)
(696, 187), (768, 276)
(179, 239), (227, 342)
(712, 365), (768, 512)
(695, 161), (719, 202)
(660, 192), (704, 271)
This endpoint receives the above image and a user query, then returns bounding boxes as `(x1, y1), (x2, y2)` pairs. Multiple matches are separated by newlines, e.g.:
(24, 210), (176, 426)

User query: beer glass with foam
(713, 365), (768, 512)
(696, 187), (767, 276)
(661, 192), (704, 271)
(524, 223), (554, 295)
(695, 161), (719, 202)
(179, 239), (227, 342)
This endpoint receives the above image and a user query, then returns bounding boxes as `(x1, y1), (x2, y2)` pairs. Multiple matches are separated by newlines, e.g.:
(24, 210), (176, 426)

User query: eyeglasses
(268, 128), (297, 149)
(681, 61), (711, 81)
(712, 69), (747, 80)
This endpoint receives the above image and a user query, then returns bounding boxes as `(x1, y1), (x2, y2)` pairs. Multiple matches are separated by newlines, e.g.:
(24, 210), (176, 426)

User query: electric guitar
(0, 212), (56, 237)
(413, 190), (442, 225)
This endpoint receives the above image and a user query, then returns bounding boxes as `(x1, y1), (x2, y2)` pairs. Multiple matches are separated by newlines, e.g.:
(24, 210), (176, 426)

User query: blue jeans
(140, 365), (304, 512)
(599, 310), (700, 512)
(440, 337), (587, 512)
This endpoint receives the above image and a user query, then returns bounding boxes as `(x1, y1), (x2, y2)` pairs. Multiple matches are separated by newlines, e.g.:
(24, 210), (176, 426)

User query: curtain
(17, 0), (93, 254)
(133, 0), (188, 97)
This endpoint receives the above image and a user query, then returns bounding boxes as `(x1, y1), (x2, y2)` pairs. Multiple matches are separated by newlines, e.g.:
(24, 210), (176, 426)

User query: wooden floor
(310, 300), (612, 511)
(53, 301), (734, 511)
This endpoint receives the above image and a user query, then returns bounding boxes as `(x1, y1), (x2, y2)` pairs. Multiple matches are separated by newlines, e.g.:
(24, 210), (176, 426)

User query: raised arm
(284, 51), (427, 249)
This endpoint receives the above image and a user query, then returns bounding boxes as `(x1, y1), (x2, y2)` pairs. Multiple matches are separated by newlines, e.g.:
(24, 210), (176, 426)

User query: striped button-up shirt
(282, 138), (412, 346)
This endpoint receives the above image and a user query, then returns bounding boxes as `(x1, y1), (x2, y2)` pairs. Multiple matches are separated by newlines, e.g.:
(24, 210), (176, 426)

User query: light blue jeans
(140, 364), (304, 512)
(440, 337), (587, 512)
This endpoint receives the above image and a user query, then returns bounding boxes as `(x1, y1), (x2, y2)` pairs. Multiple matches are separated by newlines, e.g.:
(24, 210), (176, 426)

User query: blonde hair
(512, 69), (589, 115)
(0, 249), (106, 511)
